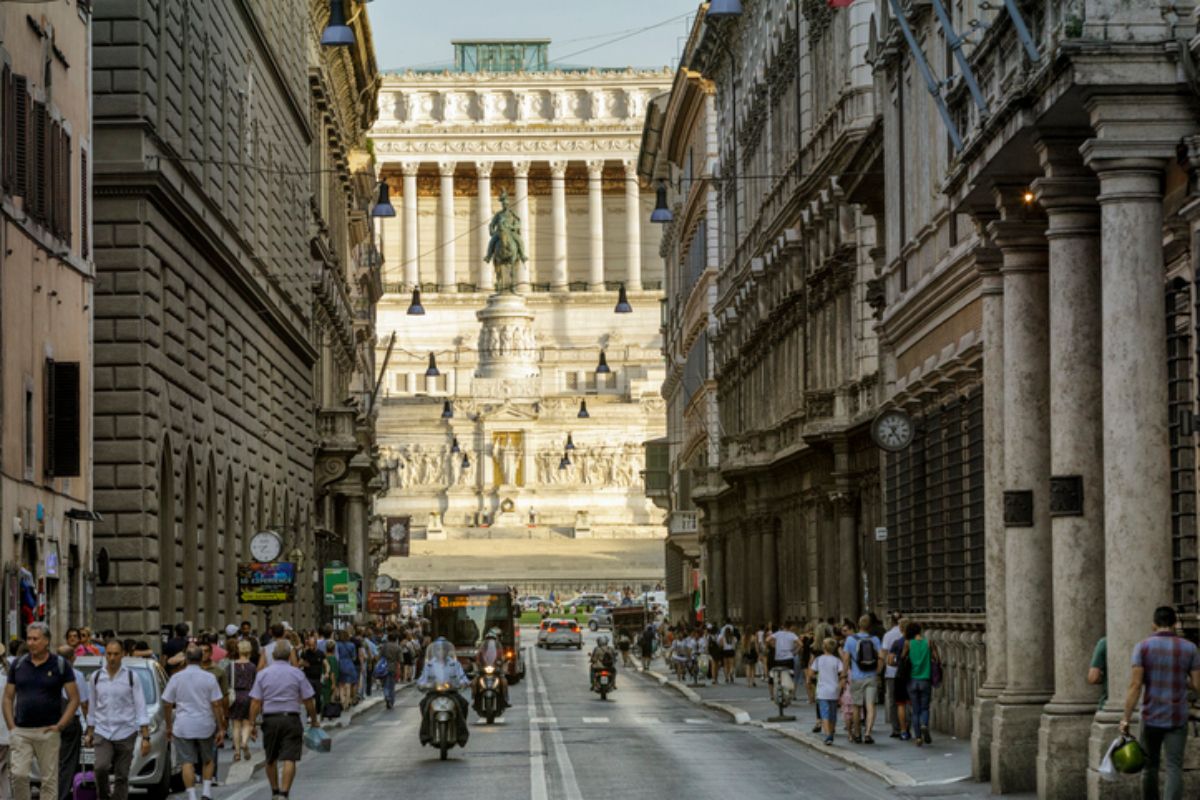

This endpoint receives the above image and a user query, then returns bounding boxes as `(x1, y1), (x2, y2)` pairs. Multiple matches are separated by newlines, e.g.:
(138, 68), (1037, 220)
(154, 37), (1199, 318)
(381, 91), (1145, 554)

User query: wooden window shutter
(80, 147), (87, 257)
(33, 104), (48, 222)
(1, 65), (10, 194)
(48, 121), (59, 235)
(44, 359), (80, 478)
(13, 77), (26, 197)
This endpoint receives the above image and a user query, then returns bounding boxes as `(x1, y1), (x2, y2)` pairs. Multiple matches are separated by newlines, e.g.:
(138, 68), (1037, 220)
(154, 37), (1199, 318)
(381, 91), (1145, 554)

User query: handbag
(373, 658), (389, 680)
(321, 701), (343, 719)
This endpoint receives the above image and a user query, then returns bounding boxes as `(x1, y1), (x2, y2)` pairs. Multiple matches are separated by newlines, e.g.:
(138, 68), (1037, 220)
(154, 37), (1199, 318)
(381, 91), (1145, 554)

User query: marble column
(988, 198), (1052, 795)
(745, 520), (763, 625)
(968, 224), (1006, 783)
(550, 160), (569, 291)
(587, 160), (605, 290)
(624, 159), (642, 290)
(402, 162), (419, 290)
(476, 161), (495, 292)
(347, 493), (366, 604)
(1082, 143), (1176, 799)
(833, 437), (859, 621)
(513, 160), (531, 293)
(1033, 142), (1105, 800)
(709, 527), (725, 623)
(761, 519), (778, 626)
(438, 161), (457, 293)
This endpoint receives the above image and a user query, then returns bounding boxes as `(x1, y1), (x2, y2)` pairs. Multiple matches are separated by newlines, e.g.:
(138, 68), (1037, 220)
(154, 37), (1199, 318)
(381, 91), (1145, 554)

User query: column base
(970, 689), (999, 782)
(1038, 704), (1095, 799)
(991, 697), (1048, 793)
(587, 282), (604, 292)
(438, 284), (458, 294)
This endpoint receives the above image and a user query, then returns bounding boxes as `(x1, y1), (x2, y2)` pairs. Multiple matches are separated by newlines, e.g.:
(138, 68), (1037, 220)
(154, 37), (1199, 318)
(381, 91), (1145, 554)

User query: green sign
(323, 567), (351, 605)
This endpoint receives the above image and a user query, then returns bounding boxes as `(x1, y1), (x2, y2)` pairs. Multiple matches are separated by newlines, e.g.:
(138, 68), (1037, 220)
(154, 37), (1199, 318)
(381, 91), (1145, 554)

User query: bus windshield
(430, 593), (514, 649)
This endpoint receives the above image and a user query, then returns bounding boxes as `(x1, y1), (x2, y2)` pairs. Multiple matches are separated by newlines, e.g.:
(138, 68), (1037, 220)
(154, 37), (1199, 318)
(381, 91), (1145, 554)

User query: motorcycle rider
(416, 638), (470, 747)
(589, 635), (618, 691)
(472, 628), (510, 713)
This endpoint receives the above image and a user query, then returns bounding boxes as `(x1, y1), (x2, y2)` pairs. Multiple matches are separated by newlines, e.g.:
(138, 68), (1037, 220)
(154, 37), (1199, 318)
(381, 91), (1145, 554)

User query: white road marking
(529, 702), (549, 800)
(530, 717), (557, 724)
(530, 647), (585, 800)
(581, 716), (610, 724)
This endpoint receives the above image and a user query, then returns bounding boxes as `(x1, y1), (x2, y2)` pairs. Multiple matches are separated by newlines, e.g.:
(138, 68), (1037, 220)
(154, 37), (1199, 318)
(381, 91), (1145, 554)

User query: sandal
(233, 752), (241, 763)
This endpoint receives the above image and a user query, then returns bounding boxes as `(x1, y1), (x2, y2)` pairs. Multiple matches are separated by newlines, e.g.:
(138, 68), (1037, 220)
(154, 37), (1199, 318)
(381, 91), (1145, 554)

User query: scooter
(592, 667), (615, 700)
(423, 685), (466, 761)
(474, 665), (503, 724)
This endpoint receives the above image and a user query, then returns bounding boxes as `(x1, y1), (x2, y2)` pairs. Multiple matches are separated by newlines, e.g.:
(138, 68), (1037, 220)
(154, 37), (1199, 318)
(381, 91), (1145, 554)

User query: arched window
(182, 449), (198, 626)
(158, 436), (176, 620)
(204, 457), (218, 628)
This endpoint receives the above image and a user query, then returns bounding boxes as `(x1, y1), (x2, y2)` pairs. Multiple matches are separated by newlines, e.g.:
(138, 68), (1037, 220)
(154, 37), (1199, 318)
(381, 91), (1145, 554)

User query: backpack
(599, 649), (615, 668)
(852, 635), (878, 672)
(16, 653), (68, 678)
(90, 667), (135, 694)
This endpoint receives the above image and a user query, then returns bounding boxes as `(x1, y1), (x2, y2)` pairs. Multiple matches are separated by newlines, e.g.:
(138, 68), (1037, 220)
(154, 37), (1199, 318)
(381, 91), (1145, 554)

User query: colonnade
(390, 158), (644, 293)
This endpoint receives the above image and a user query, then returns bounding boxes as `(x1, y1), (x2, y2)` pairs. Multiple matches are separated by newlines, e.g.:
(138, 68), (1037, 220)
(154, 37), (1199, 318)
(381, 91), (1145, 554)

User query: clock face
(249, 531), (283, 562)
(873, 410), (914, 452)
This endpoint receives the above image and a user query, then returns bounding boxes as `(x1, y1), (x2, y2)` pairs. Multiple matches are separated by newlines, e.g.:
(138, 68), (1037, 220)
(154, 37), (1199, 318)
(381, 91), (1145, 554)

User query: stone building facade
(0, 1), (95, 641)
(368, 43), (670, 592)
(871, 0), (1200, 797)
(91, 0), (380, 635)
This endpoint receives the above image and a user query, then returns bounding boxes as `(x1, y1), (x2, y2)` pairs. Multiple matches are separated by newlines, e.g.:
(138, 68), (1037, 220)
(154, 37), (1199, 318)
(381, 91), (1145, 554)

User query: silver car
(538, 618), (583, 649)
(72, 656), (180, 799)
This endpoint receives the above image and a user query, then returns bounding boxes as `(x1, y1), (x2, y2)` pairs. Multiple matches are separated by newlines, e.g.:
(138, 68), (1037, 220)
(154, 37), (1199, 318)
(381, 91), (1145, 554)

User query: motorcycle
(474, 665), (503, 724)
(424, 684), (465, 760)
(592, 668), (615, 700)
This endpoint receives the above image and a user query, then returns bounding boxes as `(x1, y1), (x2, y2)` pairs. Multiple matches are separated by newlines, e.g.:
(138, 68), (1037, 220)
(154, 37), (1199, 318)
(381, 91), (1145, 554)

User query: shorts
(817, 699), (838, 721)
(174, 736), (215, 765)
(851, 677), (878, 706)
(262, 714), (304, 763)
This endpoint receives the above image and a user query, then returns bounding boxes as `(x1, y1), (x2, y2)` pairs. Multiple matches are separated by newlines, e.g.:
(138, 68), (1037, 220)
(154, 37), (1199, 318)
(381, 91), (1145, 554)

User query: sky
(365, 0), (701, 72)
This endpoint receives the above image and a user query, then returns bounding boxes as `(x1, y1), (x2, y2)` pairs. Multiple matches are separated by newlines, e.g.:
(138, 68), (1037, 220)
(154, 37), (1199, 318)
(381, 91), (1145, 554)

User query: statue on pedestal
(484, 190), (527, 293)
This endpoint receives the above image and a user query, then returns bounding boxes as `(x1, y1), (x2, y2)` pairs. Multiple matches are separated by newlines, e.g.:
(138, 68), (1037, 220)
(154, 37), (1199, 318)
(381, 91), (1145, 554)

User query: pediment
(477, 400), (540, 423)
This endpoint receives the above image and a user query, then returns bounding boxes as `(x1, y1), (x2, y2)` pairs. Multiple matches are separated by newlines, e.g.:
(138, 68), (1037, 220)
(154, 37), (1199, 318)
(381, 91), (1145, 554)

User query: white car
(520, 595), (549, 612)
(537, 618), (583, 649)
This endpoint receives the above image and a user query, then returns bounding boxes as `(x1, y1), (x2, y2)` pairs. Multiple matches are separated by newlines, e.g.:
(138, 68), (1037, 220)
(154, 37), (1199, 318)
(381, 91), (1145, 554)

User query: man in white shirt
(880, 611), (904, 738)
(161, 647), (224, 800)
(766, 622), (799, 702)
(84, 639), (149, 800)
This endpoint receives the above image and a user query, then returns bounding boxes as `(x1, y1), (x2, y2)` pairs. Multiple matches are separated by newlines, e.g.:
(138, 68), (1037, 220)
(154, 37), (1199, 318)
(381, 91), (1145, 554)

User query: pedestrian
(0, 652), (10, 800)
(335, 630), (358, 708)
(881, 611), (904, 737)
(200, 641), (230, 787)
(717, 623), (738, 684)
(766, 621), (799, 703)
(228, 640), (256, 762)
(162, 623), (189, 676)
(741, 628), (758, 687)
(900, 621), (938, 746)
(808, 637), (845, 746)
(84, 639), (151, 800)
(321, 641), (338, 714)
(299, 634), (325, 709)
(55, 645), (88, 800)
(247, 640), (320, 800)
(887, 617), (912, 740)
(1118, 606), (1200, 800)
(379, 633), (403, 709)
(842, 615), (884, 744)
(3, 622), (80, 800)
(162, 645), (225, 800)
(75, 628), (101, 658)
(1088, 635), (1107, 711)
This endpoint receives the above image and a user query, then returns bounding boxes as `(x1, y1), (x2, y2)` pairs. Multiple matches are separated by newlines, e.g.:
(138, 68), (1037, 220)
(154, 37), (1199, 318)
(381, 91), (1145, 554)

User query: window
(80, 148), (87, 257)
(23, 386), (34, 479)
(12, 76), (27, 197)
(1168, 278), (1198, 615)
(44, 359), (81, 478)
(29, 100), (47, 222)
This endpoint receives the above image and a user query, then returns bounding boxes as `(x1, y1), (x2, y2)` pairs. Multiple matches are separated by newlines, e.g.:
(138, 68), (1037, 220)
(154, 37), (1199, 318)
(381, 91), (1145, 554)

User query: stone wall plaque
(1049, 476), (1083, 517)
(1003, 490), (1034, 527)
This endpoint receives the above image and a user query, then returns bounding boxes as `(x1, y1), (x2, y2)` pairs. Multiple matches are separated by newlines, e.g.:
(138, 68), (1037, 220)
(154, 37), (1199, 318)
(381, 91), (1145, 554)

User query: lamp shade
(578, 400), (590, 419)
(441, 400), (454, 419)
(707, 0), (743, 18)
(425, 353), (440, 378)
(450, 437), (460, 453)
(565, 434), (575, 451)
(407, 287), (425, 315)
(462, 454), (471, 469)
(558, 454), (571, 470)
(320, 0), (355, 46)
(650, 180), (673, 223)
(371, 181), (396, 218)
(614, 283), (633, 314)
(596, 350), (611, 374)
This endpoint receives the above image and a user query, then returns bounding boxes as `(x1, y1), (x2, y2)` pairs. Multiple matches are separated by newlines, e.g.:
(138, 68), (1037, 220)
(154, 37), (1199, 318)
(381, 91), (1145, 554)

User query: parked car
(519, 595), (549, 612)
(55, 657), (179, 799)
(538, 618), (583, 649)
(587, 607), (613, 631)
(563, 592), (609, 611)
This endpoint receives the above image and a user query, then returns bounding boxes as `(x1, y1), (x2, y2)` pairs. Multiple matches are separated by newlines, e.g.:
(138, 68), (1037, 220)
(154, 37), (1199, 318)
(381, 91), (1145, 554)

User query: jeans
(94, 734), (135, 800)
(11, 727), (61, 800)
(907, 679), (932, 731)
(57, 717), (81, 800)
(1140, 723), (1187, 800)
(382, 672), (397, 706)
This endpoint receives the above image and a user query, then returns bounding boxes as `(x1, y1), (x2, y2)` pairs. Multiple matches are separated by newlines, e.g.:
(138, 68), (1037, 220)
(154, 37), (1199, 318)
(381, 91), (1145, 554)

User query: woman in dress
(336, 629), (359, 707)
(322, 640), (339, 711)
(229, 639), (257, 761)
(742, 627), (759, 687)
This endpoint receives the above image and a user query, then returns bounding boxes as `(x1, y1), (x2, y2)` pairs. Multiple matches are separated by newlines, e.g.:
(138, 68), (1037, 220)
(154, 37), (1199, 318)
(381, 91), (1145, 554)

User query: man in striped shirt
(1119, 606), (1200, 800)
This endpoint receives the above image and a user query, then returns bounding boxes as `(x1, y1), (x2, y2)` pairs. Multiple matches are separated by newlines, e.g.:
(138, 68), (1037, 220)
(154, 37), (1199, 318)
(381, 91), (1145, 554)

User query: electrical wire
(548, 11), (695, 65)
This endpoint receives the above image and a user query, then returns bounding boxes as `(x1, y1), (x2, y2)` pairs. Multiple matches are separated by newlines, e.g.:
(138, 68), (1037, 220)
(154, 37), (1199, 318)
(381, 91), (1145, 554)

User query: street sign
(367, 591), (400, 615)
(875, 527), (888, 542)
(238, 562), (296, 605)
(323, 566), (351, 605)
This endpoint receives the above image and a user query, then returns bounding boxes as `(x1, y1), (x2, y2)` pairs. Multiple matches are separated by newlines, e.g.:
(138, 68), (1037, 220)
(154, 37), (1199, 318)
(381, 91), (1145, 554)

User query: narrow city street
(209, 629), (1001, 800)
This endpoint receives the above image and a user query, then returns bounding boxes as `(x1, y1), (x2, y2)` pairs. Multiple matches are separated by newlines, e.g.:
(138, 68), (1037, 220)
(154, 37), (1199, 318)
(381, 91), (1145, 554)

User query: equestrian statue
(484, 190), (528, 293)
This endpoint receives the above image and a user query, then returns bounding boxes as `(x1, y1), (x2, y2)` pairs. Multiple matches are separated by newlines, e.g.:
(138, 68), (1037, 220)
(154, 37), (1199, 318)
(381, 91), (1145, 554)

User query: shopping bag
(1098, 735), (1123, 782)
(71, 771), (98, 800)
(304, 726), (332, 753)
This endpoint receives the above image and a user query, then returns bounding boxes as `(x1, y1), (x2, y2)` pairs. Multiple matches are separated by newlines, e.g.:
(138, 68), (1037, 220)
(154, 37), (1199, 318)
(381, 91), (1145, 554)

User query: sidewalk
(636, 658), (973, 789)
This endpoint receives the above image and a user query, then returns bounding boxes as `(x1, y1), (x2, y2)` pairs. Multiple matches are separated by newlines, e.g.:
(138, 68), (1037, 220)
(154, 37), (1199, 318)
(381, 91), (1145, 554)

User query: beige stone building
(0, 1), (95, 641)
(369, 42), (671, 594)
(91, 0), (381, 635)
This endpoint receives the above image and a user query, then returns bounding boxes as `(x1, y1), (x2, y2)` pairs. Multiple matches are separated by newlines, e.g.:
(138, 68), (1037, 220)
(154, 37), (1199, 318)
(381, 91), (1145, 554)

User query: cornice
(380, 67), (673, 87)
(372, 136), (642, 157)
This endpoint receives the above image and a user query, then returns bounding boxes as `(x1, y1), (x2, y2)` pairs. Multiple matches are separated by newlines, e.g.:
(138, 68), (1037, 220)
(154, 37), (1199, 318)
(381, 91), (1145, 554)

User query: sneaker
(889, 731), (901, 739)
(922, 727), (932, 744)
(900, 732), (912, 741)
(824, 736), (834, 745)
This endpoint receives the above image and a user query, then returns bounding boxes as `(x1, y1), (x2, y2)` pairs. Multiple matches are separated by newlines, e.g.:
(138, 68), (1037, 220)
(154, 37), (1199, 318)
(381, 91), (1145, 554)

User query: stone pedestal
(476, 292), (540, 381)
(573, 510), (592, 538)
(426, 511), (446, 541)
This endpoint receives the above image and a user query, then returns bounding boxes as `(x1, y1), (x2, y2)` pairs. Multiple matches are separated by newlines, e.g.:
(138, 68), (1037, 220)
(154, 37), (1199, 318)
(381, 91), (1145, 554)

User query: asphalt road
(208, 630), (990, 800)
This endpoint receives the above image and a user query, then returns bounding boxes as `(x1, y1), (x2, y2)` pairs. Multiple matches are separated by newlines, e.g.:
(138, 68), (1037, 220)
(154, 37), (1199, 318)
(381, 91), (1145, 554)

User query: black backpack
(600, 649), (615, 668)
(852, 636), (878, 671)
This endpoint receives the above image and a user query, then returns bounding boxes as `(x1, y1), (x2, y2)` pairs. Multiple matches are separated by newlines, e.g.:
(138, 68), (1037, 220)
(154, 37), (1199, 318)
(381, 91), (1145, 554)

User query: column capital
(549, 160), (568, 178)
(622, 157), (638, 177)
(512, 160), (531, 178)
(586, 159), (605, 178)
(399, 161), (420, 177)
(437, 160), (457, 177)
(475, 161), (494, 178)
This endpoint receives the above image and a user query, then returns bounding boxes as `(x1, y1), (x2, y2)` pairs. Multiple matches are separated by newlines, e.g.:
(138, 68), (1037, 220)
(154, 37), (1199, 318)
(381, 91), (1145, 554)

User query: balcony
(668, 510), (698, 536)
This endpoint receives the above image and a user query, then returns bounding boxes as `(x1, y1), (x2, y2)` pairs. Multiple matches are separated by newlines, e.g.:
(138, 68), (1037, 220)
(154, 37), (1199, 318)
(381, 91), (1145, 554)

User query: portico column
(744, 517), (763, 625)
(1033, 143), (1105, 800)
(347, 492), (366, 591)
(587, 160), (605, 290)
(833, 437), (859, 621)
(708, 526), (725, 623)
(438, 161), (457, 293)
(624, 158), (642, 290)
(761, 519), (778, 626)
(402, 162), (419, 290)
(988, 198), (1052, 795)
(513, 160), (531, 293)
(476, 161), (495, 292)
(550, 160), (569, 291)
(969, 225), (1005, 783)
